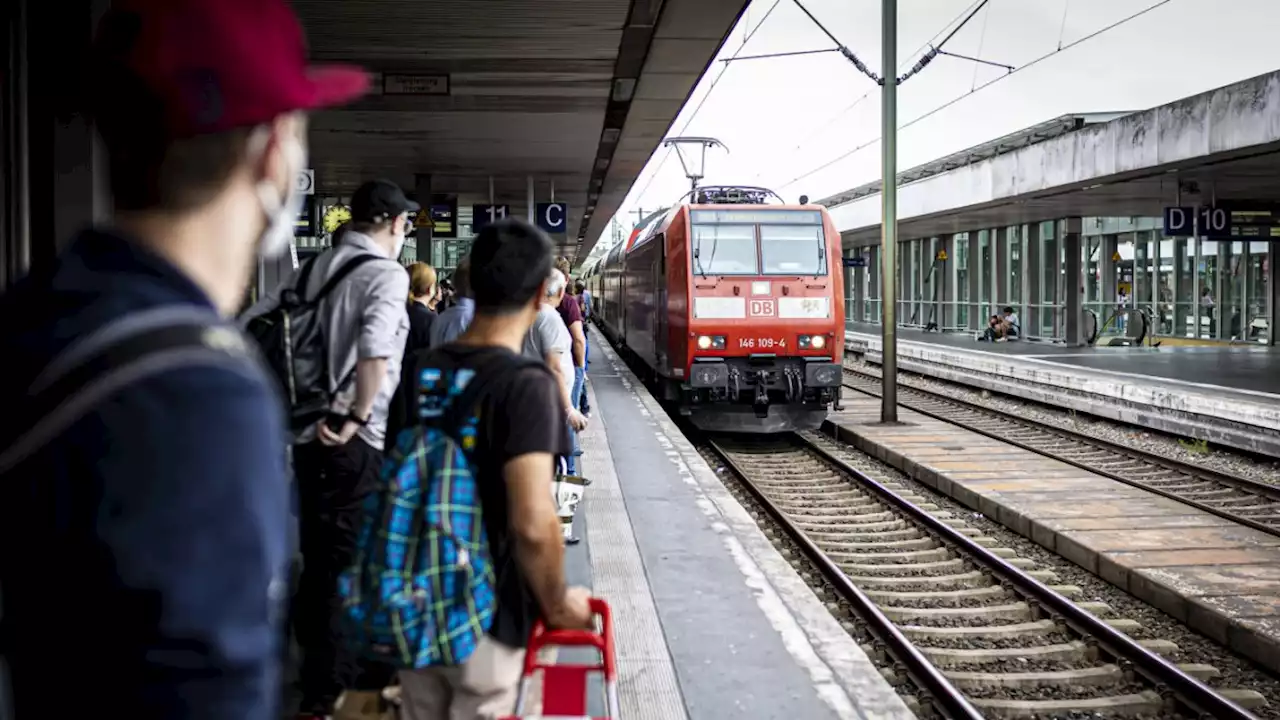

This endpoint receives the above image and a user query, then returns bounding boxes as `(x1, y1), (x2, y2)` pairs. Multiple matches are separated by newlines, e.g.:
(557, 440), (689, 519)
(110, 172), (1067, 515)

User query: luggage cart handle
(524, 598), (615, 677)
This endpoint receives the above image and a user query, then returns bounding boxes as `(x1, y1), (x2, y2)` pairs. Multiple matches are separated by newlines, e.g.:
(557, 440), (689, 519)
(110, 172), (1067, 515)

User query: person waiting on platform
(382, 217), (593, 718)
(1000, 306), (1020, 340)
(574, 279), (592, 417)
(979, 314), (1003, 342)
(525, 268), (589, 475)
(429, 257), (473, 347)
(0, 1), (370, 717)
(405, 262), (438, 357)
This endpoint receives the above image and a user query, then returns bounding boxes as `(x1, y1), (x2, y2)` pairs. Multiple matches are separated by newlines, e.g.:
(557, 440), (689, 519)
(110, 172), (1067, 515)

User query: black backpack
(245, 253), (381, 435)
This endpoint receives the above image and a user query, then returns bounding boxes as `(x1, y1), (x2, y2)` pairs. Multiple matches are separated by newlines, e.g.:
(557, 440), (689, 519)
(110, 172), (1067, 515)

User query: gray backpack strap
(0, 306), (261, 475)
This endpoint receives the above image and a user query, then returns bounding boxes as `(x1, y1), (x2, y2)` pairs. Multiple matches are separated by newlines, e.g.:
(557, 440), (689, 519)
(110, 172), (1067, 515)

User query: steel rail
(706, 437), (984, 720)
(842, 367), (1280, 540)
(791, 433), (1256, 720)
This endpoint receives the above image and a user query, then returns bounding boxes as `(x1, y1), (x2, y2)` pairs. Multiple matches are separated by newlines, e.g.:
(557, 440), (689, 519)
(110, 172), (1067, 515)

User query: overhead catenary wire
(629, 0), (783, 209)
(777, 0), (1174, 191)
(751, 0), (993, 183)
(972, 0), (993, 91)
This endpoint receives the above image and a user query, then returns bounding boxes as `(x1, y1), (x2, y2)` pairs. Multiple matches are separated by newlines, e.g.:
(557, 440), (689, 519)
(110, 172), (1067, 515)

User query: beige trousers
(398, 636), (526, 720)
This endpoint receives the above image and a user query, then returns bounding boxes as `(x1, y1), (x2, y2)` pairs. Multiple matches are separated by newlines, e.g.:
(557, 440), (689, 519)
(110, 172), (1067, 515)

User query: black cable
(937, 0), (991, 50)
(779, 0), (1174, 191)
(791, 0), (882, 84)
(897, 0), (994, 84)
(751, 0), (989, 183)
(630, 0), (783, 208)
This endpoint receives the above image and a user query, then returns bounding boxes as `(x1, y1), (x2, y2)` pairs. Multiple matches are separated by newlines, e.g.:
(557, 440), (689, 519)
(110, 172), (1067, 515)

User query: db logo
(749, 299), (776, 317)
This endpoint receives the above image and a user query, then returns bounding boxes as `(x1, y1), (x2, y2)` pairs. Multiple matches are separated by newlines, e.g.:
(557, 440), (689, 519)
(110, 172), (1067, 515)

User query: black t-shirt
(405, 301), (436, 354)
(388, 343), (570, 648)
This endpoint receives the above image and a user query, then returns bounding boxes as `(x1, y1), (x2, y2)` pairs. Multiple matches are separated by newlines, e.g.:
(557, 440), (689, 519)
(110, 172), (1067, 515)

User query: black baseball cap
(350, 178), (420, 224)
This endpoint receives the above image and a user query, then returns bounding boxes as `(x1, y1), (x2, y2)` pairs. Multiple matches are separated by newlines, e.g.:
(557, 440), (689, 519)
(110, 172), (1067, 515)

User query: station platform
(552, 328), (914, 720)
(846, 321), (1280, 394)
(824, 397), (1280, 677)
(844, 322), (1280, 458)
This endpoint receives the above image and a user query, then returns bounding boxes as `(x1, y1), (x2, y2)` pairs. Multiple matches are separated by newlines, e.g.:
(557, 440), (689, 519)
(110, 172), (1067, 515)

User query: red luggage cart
(504, 598), (619, 719)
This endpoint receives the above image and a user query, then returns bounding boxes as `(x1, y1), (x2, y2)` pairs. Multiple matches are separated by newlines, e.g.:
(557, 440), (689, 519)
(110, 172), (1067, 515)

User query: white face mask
(392, 222), (406, 261)
(255, 136), (308, 259)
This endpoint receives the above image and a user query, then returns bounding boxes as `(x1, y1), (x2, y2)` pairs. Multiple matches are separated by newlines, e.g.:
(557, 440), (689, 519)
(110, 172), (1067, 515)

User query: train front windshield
(690, 209), (827, 276)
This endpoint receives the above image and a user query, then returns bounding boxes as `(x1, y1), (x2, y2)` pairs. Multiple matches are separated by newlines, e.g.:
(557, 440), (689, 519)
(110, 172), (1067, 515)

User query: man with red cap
(0, 1), (368, 718)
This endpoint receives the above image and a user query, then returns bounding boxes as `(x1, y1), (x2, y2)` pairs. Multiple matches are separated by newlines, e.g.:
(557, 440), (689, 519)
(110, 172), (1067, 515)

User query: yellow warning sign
(1111, 250), (1122, 262)
(936, 250), (948, 261)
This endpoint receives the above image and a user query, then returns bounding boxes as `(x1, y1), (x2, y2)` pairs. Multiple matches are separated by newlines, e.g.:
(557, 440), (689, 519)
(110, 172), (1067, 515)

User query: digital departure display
(691, 209), (822, 225)
(294, 196), (316, 236)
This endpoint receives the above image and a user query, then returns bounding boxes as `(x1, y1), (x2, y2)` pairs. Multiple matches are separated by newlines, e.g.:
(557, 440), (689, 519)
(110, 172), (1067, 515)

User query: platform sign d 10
(1163, 205), (1231, 237)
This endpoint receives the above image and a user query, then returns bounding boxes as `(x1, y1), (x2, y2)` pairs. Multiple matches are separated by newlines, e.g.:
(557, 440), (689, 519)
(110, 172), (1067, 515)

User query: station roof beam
(823, 70), (1280, 245)
(293, 0), (750, 259)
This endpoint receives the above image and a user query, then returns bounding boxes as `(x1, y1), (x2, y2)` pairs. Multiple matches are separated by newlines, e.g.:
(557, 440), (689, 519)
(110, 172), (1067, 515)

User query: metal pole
(526, 175), (535, 223)
(488, 176), (495, 206)
(880, 0), (899, 423)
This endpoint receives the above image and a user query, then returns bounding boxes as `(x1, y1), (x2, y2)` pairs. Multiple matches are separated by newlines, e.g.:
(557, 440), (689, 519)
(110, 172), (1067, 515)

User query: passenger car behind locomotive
(592, 187), (844, 433)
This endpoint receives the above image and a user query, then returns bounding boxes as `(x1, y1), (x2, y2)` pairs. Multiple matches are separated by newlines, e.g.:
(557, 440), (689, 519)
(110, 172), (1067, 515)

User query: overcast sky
(602, 0), (1280, 246)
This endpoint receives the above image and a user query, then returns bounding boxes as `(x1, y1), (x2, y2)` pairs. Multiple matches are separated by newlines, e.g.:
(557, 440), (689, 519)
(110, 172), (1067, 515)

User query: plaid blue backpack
(339, 349), (535, 668)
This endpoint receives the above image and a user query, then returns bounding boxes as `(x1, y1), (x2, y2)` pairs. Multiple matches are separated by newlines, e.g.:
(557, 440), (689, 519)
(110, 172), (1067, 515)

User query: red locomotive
(587, 186), (845, 433)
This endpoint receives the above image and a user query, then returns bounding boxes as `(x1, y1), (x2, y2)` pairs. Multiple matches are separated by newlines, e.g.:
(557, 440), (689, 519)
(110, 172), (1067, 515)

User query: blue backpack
(339, 350), (535, 668)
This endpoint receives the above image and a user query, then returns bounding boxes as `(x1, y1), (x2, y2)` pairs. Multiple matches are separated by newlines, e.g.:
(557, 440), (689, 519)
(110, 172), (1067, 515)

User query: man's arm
(357, 267), (409, 413)
(504, 452), (574, 623)
(94, 366), (290, 719)
(568, 320), (585, 368)
(499, 371), (591, 630)
(543, 350), (575, 412)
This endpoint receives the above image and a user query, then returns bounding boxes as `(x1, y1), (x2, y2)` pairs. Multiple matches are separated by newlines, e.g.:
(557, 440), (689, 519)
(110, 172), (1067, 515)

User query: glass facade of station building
(846, 216), (1275, 345)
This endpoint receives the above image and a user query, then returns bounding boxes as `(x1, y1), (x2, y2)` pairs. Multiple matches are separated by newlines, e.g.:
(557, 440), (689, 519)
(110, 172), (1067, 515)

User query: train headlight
(696, 335), (725, 350)
(798, 334), (826, 349)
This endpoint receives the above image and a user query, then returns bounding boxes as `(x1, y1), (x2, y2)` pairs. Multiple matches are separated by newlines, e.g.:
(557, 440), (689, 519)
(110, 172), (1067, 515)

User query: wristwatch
(347, 411), (371, 427)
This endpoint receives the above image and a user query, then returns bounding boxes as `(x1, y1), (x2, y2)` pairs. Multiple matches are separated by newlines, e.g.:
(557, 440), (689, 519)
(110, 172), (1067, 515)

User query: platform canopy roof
(294, 0), (749, 260)
(825, 70), (1280, 246)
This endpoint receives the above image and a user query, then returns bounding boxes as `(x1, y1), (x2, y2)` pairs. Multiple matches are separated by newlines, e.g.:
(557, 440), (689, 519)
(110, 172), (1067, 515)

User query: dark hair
(1002, 306), (1013, 314)
(350, 219), (395, 236)
(91, 32), (255, 213)
(101, 124), (255, 213)
(574, 280), (586, 294)
(451, 255), (472, 298)
(468, 219), (554, 313)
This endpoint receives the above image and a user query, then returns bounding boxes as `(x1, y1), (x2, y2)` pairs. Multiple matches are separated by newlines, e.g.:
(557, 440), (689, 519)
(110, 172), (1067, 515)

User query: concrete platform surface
(566, 329), (914, 720)
(825, 397), (1280, 676)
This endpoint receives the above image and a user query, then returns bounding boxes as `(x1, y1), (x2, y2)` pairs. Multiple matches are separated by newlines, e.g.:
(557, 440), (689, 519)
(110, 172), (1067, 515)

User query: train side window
(692, 224), (758, 275)
(761, 224), (826, 276)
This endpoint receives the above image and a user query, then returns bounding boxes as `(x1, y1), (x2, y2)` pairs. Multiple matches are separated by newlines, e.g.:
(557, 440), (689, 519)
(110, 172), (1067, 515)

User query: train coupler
(752, 374), (770, 418)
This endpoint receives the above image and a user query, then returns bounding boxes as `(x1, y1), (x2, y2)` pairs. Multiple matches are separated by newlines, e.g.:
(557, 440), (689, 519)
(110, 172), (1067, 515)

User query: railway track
(842, 366), (1280, 539)
(706, 431), (1260, 719)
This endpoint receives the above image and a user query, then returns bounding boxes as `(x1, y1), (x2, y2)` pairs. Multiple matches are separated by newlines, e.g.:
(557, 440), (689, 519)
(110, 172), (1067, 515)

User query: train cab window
(761, 224), (826, 275)
(692, 224), (758, 275)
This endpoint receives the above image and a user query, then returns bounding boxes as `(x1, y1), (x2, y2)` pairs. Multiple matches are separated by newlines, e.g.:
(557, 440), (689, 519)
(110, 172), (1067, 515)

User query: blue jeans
(572, 367), (585, 411)
(563, 419), (579, 476)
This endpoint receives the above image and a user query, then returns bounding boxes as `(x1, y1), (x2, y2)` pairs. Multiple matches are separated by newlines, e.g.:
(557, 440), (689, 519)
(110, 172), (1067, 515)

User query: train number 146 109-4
(738, 337), (785, 349)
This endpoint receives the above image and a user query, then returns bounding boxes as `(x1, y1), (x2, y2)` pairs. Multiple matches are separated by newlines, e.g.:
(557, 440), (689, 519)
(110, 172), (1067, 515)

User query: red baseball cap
(92, 0), (369, 137)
